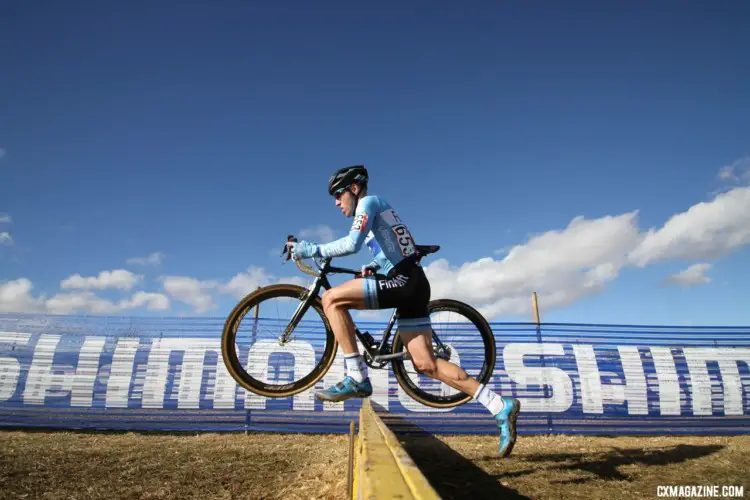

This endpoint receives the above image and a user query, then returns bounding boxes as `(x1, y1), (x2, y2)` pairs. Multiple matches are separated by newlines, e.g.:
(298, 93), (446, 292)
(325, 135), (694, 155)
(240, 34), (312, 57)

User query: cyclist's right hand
(360, 265), (375, 277)
(281, 235), (298, 262)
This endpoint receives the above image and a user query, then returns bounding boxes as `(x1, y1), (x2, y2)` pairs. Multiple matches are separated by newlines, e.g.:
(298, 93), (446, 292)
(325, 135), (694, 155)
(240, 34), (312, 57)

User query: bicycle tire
(221, 283), (338, 398)
(391, 298), (496, 408)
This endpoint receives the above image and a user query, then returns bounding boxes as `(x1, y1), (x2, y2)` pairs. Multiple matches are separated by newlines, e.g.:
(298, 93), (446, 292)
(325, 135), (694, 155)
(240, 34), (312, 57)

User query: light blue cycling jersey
(317, 195), (417, 275)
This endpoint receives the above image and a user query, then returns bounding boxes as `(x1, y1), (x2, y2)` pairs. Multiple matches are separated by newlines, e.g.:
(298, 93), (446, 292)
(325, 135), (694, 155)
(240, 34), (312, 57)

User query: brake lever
(281, 234), (298, 263)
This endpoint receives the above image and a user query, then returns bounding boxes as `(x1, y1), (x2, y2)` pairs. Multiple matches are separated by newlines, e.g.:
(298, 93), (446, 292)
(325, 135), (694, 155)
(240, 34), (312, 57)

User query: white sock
(474, 383), (504, 416)
(344, 352), (368, 383)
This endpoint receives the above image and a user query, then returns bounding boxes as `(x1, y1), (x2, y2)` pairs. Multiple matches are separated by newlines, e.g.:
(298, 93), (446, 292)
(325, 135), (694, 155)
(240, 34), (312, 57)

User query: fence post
(246, 286), (262, 436)
(532, 292), (552, 433)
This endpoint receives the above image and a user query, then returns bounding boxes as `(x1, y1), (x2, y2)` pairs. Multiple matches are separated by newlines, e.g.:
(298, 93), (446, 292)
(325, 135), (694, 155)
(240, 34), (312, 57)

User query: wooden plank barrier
(350, 400), (440, 500)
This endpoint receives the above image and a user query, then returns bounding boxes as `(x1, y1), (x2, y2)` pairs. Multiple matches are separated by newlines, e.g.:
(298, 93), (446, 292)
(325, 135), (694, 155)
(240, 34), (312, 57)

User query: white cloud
(219, 266), (309, 300)
(0, 279), (46, 313)
(717, 156), (750, 183)
(126, 252), (164, 266)
(628, 187), (750, 267)
(125, 291), (170, 311)
(160, 276), (219, 314)
(663, 263), (712, 287)
(299, 224), (337, 243)
(424, 211), (642, 318)
(0, 278), (170, 315)
(0, 232), (13, 246)
(493, 246), (511, 256)
(0, 214), (11, 224)
(45, 291), (169, 315)
(718, 166), (737, 182)
(45, 292), (117, 315)
(218, 266), (274, 299)
(424, 186), (750, 319)
(161, 267), (307, 313)
(60, 269), (143, 291)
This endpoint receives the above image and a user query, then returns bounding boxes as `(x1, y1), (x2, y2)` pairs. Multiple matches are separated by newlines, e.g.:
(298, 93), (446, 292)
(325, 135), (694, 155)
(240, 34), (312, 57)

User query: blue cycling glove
(290, 240), (320, 260)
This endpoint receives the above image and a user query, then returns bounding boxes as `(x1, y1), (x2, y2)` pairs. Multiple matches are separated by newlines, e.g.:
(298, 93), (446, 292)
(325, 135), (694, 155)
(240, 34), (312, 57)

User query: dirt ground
(1, 430), (748, 500)
(399, 433), (750, 500)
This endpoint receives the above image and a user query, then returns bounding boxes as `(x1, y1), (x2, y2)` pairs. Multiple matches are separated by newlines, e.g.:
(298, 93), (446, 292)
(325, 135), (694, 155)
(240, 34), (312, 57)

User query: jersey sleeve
(318, 197), (377, 258)
(366, 251), (388, 271)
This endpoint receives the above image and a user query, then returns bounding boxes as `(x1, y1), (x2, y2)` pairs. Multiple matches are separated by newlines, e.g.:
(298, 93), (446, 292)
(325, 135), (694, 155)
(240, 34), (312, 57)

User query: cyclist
(287, 165), (521, 457)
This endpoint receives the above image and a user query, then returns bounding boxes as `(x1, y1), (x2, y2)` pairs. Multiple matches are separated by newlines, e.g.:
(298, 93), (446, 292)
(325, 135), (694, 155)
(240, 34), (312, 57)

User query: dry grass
(1, 430), (748, 500)
(0, 431), (350, 500)
(399, 433), (750, 500)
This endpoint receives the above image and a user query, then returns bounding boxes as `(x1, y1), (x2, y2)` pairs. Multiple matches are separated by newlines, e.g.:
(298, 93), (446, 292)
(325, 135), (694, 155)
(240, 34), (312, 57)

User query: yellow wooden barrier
(350, 400), (441, 499)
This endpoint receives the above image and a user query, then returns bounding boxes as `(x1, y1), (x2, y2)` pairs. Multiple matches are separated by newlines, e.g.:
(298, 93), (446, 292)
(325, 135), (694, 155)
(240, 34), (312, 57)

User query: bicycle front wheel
(221, 284), (338, 398)
(391, 299), (497, 408)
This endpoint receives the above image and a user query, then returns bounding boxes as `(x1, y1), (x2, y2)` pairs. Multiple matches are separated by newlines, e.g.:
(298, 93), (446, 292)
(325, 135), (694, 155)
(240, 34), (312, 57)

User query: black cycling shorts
(361, 258), (432, 332)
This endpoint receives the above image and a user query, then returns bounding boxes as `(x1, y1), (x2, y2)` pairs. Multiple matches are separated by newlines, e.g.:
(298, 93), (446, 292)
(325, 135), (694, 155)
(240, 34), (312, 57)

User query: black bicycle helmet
(328, 165), (369, 196)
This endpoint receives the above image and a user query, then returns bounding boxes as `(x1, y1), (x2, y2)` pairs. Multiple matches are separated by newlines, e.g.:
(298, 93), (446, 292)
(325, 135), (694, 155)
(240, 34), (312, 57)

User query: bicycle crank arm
(372, 352), (410, 363)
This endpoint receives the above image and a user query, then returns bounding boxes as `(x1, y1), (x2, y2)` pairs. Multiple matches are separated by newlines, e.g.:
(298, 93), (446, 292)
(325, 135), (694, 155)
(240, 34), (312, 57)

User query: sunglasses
(333, 186), (351, 200)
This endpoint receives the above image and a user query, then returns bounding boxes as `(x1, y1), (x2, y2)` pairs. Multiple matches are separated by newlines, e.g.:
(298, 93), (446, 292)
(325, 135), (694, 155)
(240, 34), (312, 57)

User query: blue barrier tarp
(0, 313), (748, 435)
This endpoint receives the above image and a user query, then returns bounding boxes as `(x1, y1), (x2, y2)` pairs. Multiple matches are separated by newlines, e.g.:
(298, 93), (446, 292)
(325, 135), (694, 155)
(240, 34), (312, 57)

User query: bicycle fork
(279, 283), (318, 344)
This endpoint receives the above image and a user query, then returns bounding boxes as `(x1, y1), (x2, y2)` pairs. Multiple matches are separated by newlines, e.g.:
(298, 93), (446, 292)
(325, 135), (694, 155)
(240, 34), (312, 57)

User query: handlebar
(280, 234), (320, 277)
(280, 234), (371, 279)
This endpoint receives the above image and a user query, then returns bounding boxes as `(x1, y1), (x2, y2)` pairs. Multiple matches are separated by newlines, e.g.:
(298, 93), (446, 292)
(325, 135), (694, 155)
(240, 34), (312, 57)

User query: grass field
(1, 430), (748, 499)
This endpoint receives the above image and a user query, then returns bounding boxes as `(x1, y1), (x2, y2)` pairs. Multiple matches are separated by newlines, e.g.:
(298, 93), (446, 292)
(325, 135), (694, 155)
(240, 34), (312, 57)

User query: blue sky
(1, 1), (749, 325)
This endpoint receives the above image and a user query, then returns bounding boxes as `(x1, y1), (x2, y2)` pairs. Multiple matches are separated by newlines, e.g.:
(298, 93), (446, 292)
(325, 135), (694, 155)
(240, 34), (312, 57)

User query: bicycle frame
(280, 255), (408, 365)
(279, 250), (455, 369)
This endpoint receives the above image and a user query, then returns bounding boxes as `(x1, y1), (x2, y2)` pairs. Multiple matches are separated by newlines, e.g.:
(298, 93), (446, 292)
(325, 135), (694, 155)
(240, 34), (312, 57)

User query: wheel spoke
(221, 284), (338, 399)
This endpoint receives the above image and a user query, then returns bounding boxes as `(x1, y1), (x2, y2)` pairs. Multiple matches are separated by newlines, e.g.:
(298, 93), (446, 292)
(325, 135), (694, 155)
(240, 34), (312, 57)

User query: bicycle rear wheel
(221, 284), (338, 398)
(391, 299), (496, 408)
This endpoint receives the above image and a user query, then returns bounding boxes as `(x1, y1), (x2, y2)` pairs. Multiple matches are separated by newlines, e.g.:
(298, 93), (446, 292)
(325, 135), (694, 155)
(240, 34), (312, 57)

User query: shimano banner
(0, 313), (748, 435)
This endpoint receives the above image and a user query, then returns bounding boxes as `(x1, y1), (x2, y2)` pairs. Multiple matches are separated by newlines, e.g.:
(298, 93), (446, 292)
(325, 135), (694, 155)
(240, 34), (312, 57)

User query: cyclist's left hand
(287, 240), (318, 260)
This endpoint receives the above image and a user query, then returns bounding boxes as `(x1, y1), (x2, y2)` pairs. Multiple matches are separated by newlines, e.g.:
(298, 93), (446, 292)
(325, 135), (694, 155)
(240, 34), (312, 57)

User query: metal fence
(1, 313), (748, 435)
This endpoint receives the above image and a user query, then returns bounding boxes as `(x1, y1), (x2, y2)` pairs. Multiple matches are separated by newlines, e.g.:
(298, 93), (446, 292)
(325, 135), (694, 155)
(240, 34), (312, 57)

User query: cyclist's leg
(394, 267), (481, 395)
(398, 328), (480, 396)
(315, 278), (375, 402)
(396, 265), (521, 458)
(316, 264), (416, 401)
(320, 278), (368, 354)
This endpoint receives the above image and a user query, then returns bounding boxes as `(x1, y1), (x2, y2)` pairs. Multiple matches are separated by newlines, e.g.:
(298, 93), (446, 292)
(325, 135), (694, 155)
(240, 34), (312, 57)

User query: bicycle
(220, 235), (497, 408)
